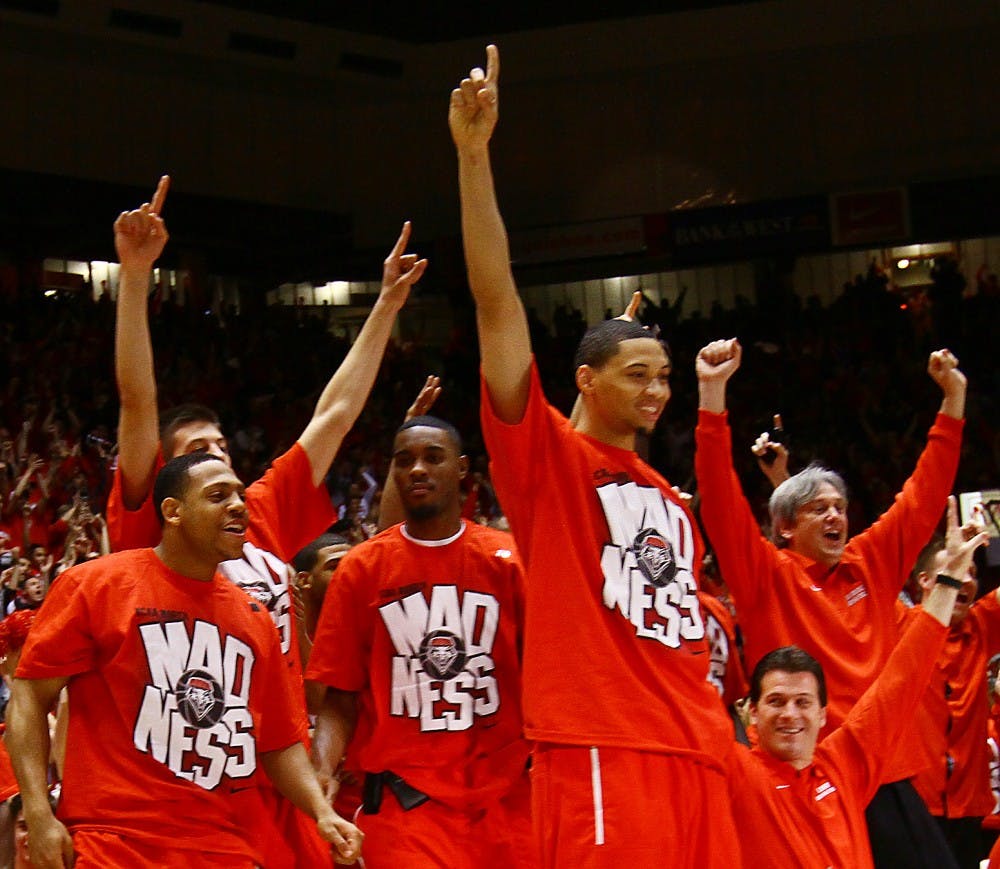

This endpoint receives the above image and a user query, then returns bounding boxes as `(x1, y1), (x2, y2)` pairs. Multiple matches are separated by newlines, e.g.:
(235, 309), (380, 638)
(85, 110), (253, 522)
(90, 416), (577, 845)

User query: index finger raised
(485, 44), (500, 85)
(150, 175), (170, 215)
(388, 221), (413, 260)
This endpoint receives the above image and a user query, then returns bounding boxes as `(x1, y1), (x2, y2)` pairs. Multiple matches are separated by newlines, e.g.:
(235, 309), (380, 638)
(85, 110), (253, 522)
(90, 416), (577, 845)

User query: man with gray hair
(694, 337), (966, 868)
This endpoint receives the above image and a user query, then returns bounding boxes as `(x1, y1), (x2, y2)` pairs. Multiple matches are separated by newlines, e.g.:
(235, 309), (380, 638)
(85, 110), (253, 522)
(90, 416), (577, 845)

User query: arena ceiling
(194, 1), (768, 43)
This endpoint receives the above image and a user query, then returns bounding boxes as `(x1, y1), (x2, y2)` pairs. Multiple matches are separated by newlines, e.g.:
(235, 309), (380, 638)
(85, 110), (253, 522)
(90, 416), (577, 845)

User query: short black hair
(573, 319), (669, 371)
(152, 452), (226, 525)
(396, 415), (463, 455)
(159, 403), (222, 458)
(293, 533), (349, 574)
(749, 646), (827, 707)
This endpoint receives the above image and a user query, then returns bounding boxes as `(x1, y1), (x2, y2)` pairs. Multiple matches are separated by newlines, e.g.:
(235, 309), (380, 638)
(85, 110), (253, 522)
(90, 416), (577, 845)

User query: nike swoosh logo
(776, 785), (790, 790)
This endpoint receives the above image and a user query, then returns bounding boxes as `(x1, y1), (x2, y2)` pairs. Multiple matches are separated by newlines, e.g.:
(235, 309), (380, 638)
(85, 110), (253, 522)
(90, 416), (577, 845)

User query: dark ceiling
(194, 1), (767, 44)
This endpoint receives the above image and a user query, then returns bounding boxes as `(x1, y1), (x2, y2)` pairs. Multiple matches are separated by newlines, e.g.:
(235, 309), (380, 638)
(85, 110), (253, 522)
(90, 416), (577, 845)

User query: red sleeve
(0, 737), (18, 801)
(245, 442), (336, 563)
(106, 452), (166, 552)
(821, 609), (948, 804)
(15, 563), (97, 679)
(304, 550), (372, 692)
(694, 409), (780, 604)
(848, 413), (963, 596)
(478, 361), (558, 544)
(252, 607), (309, 754)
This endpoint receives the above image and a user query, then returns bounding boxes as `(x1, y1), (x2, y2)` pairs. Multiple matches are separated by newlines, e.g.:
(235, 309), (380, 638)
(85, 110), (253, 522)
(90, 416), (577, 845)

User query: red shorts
(531, 744), (740, 868)
(72, 830), (255, 868)
(250, 783), (333, 868)
(354, 772), (534, 868)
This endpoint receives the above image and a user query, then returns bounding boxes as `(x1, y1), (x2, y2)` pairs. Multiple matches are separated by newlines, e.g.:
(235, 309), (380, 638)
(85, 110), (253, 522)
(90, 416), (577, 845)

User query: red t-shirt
(306, 521), (529, 810)
(728, 609), (948, 869)
(699, 591), (749, 709)
(480, 362), (732, 761)
(695, 411), (962, 759)
(107, 442), (335, 674)
(906, 592), (1000, 817)
(16, 549), (305, 862)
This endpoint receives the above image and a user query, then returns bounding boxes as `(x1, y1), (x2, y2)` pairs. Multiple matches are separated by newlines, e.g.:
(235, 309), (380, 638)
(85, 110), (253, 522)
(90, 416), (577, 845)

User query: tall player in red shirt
(110, 177), (425, 866)
(449, 45), (740, 866)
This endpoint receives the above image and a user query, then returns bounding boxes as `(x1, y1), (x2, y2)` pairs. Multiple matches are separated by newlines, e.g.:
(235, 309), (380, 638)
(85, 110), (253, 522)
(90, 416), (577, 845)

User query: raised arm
(926, 497), (989, 625)
(696, 338), (742, 413)
(297, 222), (425, 487)
(928, 348), (966, 420)
(377, 375), (441, 532)
(751, 415), (791, 490)
(113, 176), (170, 509)
(7, 676), (74, 869)
(851, 349), (966, 581)
(694, 339), (777, 602)
(449, 45), (531, 424)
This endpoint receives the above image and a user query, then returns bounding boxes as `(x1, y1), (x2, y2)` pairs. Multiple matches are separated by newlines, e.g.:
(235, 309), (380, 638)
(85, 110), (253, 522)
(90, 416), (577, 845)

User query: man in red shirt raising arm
(109, 176), (425, 867)
(695, 337), (966, 867)
(450, 45), (739, 867)
(729, 498), (988, 868)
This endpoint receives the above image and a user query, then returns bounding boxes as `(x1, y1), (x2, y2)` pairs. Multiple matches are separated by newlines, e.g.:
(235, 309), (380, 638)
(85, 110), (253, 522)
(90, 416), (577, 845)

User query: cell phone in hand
(761, 413), (787, 466)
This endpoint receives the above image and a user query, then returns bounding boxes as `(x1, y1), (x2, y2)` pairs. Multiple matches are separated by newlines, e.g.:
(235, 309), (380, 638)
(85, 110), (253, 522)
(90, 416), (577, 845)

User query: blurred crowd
(0, 254), (996, 625)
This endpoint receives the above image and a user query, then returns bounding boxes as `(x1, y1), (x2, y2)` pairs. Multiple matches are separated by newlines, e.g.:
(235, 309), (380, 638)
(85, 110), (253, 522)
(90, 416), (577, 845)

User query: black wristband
(935, 573), (963, 589)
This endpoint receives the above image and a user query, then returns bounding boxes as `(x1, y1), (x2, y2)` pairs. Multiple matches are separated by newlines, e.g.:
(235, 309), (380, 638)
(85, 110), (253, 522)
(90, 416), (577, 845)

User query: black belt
(362, 771), (430, 814)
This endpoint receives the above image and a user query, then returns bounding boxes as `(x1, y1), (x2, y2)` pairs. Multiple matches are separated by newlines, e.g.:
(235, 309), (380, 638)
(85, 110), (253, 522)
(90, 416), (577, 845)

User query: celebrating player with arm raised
(449, 45), (740, 867)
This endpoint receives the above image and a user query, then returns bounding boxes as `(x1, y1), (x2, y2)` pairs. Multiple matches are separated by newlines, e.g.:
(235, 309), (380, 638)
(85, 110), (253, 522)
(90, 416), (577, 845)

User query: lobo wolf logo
(633, 527), (677, 588)
(175, 668), (225, 728)
(418, 629), (466, 680)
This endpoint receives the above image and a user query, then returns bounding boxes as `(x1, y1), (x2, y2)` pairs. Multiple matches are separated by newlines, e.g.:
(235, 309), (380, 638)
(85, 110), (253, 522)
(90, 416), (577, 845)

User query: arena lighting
(897, 259), (910, 269)
(329, 280), (350, 306)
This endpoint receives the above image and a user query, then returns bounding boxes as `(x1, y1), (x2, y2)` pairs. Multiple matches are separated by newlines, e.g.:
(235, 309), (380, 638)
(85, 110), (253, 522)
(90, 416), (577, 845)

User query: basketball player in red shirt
(8, 453), (363, 868)
(449, 45), (739, 866)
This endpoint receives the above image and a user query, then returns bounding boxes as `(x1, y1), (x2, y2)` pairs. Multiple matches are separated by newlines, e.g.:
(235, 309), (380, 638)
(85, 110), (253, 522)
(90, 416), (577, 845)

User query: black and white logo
(633, 528), (678, 588)
(418, 629), (466, 680)
(176, 669), (225, 728)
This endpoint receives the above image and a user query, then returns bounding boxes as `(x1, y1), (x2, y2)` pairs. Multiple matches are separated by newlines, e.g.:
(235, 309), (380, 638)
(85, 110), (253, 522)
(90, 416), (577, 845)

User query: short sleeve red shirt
(306, 521), (529, 810)
(107, 443), (335, 677)
(479, 362), (731, 762)
(16, 549), (305, 861)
